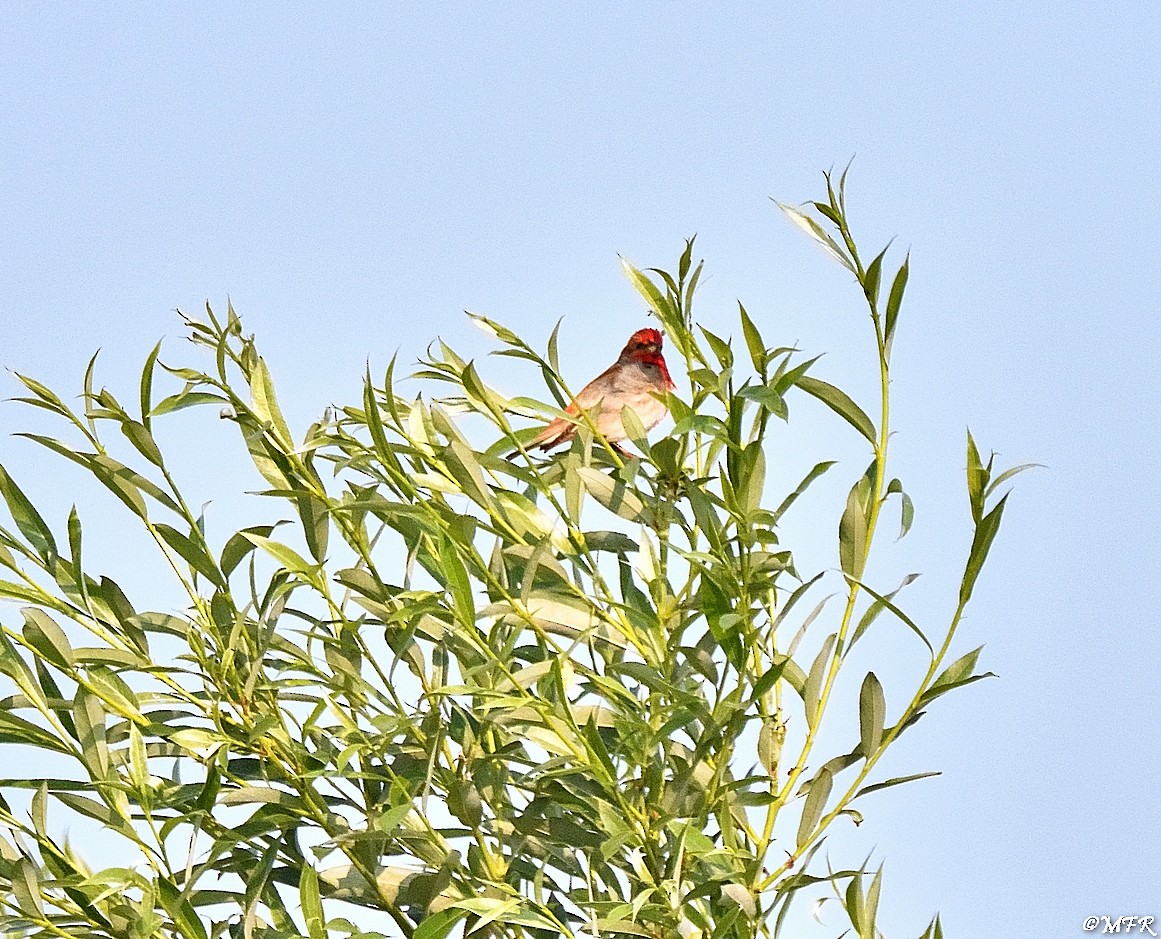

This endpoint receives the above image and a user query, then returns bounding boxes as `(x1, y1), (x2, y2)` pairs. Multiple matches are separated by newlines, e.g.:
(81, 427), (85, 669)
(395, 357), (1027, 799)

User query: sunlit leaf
(796, 376), (877, 445)
(776, 201), (857, 274)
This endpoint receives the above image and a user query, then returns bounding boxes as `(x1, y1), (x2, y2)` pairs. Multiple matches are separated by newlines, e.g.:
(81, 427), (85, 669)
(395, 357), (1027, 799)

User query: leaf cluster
(0, 175), (1028, 939)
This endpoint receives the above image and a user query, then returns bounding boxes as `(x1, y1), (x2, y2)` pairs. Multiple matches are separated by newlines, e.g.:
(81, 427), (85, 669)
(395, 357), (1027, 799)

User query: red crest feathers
(627, 328), (664, 346)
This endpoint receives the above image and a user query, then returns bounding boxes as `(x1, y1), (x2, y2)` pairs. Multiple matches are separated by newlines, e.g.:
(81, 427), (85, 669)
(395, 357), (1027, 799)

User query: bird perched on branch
(526, 327), (676, 452)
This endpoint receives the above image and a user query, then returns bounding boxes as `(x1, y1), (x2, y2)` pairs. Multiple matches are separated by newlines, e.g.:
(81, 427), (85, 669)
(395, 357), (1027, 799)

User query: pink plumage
(530, 328), (676, 451)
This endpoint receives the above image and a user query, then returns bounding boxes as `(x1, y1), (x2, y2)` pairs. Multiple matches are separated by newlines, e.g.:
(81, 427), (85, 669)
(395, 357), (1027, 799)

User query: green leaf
(736, 441), (766, 515)
(884, 256), (909, 358)
(157, 877), (209, 939)
(413, 907), (465, 939)
(843, 574), (933, 654)
(120, 420), (165, 468)
(739, 302), (766, 373)
(619, 404), (651, 456)
(242, 532), (317, 579)
(73, 688), (109, 776)
(859, 672), (885, 757)
(769, 461), (835, 526)
(854, 771), (941, 800)
(984, 461), (1042, 499)
(582, 717), (617, 784)
(930, 645), (984, 692)
(0, 711), (71, 753)
(300, 865), (326, 939)
(738, 384), (787, 419)
(959, 494), (1008, 605)
(0, 465), (57, 561)
(966, 430), (988, 524)
(758, 716), (784, 775)
(438, 535), (475, 628)
(576, 467), (645, 522)
(91, 454), (178, 518)
(796, 376), (877, 445)
(22, 609), (74, 669)
(886, 477), (915, 539)
(220, 524), (277, 576)
(150, 390), (228, 417)
(699, 325), (733, 369)
(546, 317), (564, 376)
(851, 572), (921, 646)
(139, 340), (162, 429)
(13, 372), (68, 411)
(839, 465), (875, 579)
(155, 524), (227, 589)
(249, 355), (293, 447)
(10, 857), (43, 916)
(128, 722), (148, 791)
(863, 867), (883, 939)
(863, 245), (888, 309)
(620, 257), (678, 334)
(776, 201), (856, 274)
(803, 633), (836, 726)
(796, 766), (833, 847)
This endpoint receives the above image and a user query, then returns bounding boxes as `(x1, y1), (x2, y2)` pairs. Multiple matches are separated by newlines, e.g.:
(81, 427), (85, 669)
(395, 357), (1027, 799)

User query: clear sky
(2, 3), (1159, 936)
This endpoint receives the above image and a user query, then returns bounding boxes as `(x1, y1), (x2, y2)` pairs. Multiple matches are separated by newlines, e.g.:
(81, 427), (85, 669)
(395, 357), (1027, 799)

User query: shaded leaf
(796, 766), (833, 847)
(859, 672), (885, 757)
(839, 466), (875, 579)
(0, 465), (57, 561)
(959, 494), (1008, 605)
(803, 634), (836, 726)
(155, 524), (227, 589)
(854, 771), (941, 800)
(884, 256), (909, 358)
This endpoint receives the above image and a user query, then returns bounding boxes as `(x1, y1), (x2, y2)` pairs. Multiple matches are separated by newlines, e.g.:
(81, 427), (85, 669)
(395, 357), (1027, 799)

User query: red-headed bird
(528, 328), (676, 452)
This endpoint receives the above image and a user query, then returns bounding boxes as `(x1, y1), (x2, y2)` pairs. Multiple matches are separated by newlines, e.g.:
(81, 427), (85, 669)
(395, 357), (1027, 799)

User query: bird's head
(620, 328), (666, 363)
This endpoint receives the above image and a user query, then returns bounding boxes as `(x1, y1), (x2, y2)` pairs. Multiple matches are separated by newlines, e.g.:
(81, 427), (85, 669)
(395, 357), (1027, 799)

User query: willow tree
(0, 175), (1026, 939)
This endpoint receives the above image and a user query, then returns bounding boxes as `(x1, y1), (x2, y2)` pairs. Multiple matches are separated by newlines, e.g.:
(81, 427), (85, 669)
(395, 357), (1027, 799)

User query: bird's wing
(529, 365), (619, 447)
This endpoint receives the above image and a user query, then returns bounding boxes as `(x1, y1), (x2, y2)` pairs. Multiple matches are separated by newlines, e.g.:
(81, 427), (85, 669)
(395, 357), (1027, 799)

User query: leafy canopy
(0, 174), (1028, 939)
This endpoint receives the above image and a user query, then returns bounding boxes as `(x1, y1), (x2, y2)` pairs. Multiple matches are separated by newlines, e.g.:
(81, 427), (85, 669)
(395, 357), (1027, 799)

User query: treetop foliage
(0, 174), (1028, 939)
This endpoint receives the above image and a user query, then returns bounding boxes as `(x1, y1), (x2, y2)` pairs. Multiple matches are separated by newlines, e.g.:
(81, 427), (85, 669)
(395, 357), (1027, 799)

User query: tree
(0, 175), (1027, 939)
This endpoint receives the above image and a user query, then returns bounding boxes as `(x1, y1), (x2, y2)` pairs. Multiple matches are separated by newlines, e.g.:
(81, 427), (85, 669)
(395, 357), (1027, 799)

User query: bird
(526, 327), (676, 452)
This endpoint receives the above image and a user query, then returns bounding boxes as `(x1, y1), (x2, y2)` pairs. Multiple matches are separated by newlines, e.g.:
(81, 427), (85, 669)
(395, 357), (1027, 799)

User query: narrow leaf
(576, 467), (645, 522)
(884, 256), (909, 358)
(839, 468), (874, 579)
(249, 356), (292, 447)
(796, 767), (833, 847)
(155, 524), (227, 589)
(772, 461), (837, 524)
(859, 672), (886, 757)
(864, 246), (888, 308)
(959, 494), (1008, 605)
(0, 465), (57, 561)
(803, 633), (837, 726)
(139, 340), (162, 429)
(777, 202), (857, 274)
(796, 376), (877, 445)
(854, 771), (941, 800)
(300, 865), (326, 939)
(739, 302), (766, 373)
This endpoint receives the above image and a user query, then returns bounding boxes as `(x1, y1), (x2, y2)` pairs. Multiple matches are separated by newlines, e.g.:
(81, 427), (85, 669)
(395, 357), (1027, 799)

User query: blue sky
(2, 3), (1159, 935)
